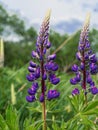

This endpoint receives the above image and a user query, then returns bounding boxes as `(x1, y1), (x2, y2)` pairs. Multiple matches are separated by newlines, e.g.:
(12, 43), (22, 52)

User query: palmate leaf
(79, 115), (97, 130)
(52, 122), (61, 130)
(23, 118), (43, 130)
(82, 100), (98, 115)
(80, 100), (98, 116)
(67, 91), (98, 129)
(0, 114), (9, 130)
(68, 91), (85, 113)
(66, 115), (80, 130)
(50, 121), (66, 130)
(6, 105), (19, 130)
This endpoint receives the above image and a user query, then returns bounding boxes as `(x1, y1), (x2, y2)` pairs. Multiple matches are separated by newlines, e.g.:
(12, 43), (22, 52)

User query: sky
(0, 0), (98, 34)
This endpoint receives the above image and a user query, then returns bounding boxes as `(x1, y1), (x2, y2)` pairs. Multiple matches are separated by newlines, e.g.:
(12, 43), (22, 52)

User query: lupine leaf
(24, 118), (43, 130)
(0, 114), (9, 130)
(6, 105), (19, 130)
(82, 108), (98, 115)
(82, 100), (98, 112)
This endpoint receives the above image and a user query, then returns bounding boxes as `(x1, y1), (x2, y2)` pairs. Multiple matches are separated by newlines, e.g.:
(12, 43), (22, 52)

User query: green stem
(42, 101), (47, 130)
(85, 93), (87, 105)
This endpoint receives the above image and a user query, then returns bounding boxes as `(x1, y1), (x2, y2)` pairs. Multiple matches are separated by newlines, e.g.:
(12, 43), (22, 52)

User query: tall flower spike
(70, 13), (98, 98)
(26, 10), (60, 102)
(26, 10), (60, 130)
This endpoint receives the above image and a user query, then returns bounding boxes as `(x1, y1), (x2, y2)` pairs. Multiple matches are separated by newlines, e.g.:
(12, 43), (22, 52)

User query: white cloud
(0, 0), (98, 33)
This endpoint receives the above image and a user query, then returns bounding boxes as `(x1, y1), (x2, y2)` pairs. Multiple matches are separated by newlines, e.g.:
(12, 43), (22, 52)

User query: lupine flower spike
(26, 10), (60, 130)
(70, 13), (98, 103)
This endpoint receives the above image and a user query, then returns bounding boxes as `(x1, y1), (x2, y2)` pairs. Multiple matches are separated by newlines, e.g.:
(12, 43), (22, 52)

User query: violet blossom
(70, 14), (98, 96)
(26, 11), (60, 103)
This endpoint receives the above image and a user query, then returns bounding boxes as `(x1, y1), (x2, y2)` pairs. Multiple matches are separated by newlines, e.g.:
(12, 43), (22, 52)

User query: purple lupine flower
(72, 64), (78, 72)
(70, 14), (98, 96)
(48, 54), (56, 61)
(89, 54), (97, 63)
(47, 41), (51, 49)
(26, 10), (60, 103)
(72, 88), (79, 96)
(26, 95), (36, 102)
(70, 78), (78, 85)
(86, 74), (92, 84)
(29, 61), (37, 68)
(90, 87), (98, 95)
(39, 94), (44, 102)
(28, 88), (36, 95)
(47, 90), (60, 100)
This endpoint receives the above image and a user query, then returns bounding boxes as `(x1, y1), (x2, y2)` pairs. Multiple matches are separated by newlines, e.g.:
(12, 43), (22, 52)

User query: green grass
(0, 66), (98, 130)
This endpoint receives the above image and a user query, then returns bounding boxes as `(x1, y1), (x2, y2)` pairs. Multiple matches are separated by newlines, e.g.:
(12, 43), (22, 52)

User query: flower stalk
(70, 13), (98, 102)
(26, 10), (60, 130)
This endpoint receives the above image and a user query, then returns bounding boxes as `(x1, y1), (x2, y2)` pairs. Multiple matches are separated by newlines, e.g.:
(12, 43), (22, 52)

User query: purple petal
(72, 88), (79, 96)
(48, 54), (56, 60)
(29, 61), (37, 68)
(26, 95), (36, 102)
(39, 94), (44, 102)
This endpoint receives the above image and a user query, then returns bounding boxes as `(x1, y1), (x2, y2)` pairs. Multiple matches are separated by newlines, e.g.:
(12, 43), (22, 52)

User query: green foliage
(0, 114), (9, 130)
(66, 91), (98, 130)
(0, 105), (19, 130)
(6, 106), (19, 130)
(4, 41), (36, 68)
(1, 66), (98, 129)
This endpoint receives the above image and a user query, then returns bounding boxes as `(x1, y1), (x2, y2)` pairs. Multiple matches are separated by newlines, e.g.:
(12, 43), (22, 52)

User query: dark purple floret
(26, 95), (36, 102)
(28, 66), (35, 72)
(28, 88), (36, 95)
(90, 63), (98, 75)
(29, 61), (37, 68)
(39, 94), (44, 102)
(86, 75), (92, 84)
(80, 62), (84, 70)
(89, 54), (97, 63)
(90, 81), (95, 87)
(47, 90), (60, 100)
(47, 41), (51, 49)
(90, 87), (98, 95)
(45, 62), (51, 70)
(32, 82), (39, 90)
(42, 73), (47, 80)
(51, 78), (60, 85)
(26, 74), (35, 82)
(76, 52), (82, 61)
(84, 53), (89, 60)
(43, 48), (46, 54)
(51, 64), (58, 71)
(32, 51), (38, 58)
(72, 88), (79, 96)
(85, 42), (90, 49)
(72, 64), (78, 72)
(35, 67), (40, 78)
(88, 50), (92, 54)
(48, 54), (56, 61)
(49, 73), (56, 80)
(70, 78), (78, 85)
(75, 73), (81, 82)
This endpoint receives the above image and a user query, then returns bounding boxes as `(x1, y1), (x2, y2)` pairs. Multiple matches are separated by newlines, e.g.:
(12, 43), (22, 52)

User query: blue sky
(0, 0), (98, 34)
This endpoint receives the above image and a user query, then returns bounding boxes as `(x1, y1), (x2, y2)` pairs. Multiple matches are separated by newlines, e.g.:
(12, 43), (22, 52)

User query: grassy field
(0, 66), (98, 130)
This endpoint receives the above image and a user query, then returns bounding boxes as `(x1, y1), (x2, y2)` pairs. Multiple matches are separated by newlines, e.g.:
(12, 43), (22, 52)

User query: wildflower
(72, 88), (79, 96)
(70, 13), (98, 96)
(26, 10), (60, 103)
